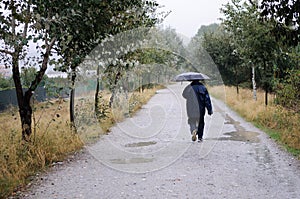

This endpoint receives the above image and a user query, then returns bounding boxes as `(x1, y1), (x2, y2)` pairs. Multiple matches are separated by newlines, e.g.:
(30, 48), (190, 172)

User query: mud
(218, 115), (260, 143)
(125, 141), (157, 148)
(110, 157), (155, 164)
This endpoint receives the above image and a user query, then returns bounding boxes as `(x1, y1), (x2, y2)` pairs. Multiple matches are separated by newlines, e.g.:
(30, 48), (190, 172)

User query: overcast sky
(156, 0), (230, 38)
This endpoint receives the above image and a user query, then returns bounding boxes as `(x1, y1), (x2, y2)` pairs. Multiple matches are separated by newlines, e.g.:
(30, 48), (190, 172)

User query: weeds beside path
(209, 86), (300, 157)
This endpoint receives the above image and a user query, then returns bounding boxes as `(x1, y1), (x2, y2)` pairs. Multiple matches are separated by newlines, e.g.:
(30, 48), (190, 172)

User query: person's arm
(205, 90), (213, 115)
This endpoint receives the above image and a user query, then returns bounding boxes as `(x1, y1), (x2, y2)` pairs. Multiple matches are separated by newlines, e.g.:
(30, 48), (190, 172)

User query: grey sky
(156, 0), (230, 38)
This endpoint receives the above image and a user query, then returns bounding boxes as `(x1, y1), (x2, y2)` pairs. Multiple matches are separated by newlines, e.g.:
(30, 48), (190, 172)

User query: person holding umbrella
(175, 72), (213, 142)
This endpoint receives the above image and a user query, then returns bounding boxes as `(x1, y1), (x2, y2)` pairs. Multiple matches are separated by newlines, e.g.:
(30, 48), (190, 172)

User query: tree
(0, 0), (58, 140)
(259, 0), (300, 110)
(93, 26), (186, 113)
(221, 0), (279, 105)
(43, 0), (161, 128)
(98, 0), (161, 107)
(187, 24), (224, 86)
(0, 0), (161, 139)
(201, 27), (245, 93)
(260, 0), (300, 46)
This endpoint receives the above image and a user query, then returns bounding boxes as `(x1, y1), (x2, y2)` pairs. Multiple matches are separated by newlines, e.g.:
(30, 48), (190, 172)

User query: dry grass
(77, 86), (165, 144)
(0, 99), (83, 198)
(210, 86), (300, 154)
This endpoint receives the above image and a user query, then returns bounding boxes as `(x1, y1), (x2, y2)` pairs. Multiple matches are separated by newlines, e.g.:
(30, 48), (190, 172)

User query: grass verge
(77, 85), (165, 144)
(209, 86), (300, 158)
(0, 99), (83, 198)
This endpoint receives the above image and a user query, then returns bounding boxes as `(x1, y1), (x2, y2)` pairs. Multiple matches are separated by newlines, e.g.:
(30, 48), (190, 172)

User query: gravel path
(20, 83), (300, 199)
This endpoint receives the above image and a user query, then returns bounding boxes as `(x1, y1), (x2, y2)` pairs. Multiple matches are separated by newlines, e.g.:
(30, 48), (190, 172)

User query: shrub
(275, 69), (300, 113)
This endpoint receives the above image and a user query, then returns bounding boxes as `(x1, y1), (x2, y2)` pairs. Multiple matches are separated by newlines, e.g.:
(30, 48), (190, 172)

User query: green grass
(255, 123), (300, 157)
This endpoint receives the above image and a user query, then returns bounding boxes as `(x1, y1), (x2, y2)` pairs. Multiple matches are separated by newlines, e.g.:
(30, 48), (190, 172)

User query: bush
(275, 69), (300, 113)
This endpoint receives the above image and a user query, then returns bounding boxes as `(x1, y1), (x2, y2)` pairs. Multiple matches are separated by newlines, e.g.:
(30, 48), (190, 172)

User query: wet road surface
(20, 83), (300, 199)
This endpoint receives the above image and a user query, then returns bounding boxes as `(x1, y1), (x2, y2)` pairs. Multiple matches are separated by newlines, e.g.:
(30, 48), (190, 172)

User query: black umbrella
(174, 72), (210, 82)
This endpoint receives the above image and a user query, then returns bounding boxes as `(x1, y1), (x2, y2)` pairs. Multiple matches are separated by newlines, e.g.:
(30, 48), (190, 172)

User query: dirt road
(21, 83), (300, 199)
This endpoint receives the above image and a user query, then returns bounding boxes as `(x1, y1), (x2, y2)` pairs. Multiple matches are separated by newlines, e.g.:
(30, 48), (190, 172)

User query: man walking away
(182, 80), (213, 142)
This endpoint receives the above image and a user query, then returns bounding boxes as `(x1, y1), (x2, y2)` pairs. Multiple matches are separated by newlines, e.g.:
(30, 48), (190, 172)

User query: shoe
(198, 138), (203, 142)
(192, 130), (197, 142)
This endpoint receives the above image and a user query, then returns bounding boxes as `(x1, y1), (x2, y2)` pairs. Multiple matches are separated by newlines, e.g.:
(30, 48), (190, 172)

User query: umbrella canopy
(174, 72), (210, 82)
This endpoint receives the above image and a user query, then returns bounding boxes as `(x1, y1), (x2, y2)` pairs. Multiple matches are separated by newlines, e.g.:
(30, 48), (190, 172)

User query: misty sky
(156, 0), (230, 38)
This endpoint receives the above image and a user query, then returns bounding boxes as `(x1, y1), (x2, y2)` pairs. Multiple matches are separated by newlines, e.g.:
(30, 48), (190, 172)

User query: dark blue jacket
(182, 81), (213, 118)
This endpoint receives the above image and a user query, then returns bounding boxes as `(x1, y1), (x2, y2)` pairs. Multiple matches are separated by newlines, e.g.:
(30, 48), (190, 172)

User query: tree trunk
(252, 65), (257, 100)
(109, 71), (121, 107)
(70, 88), (75, 124)
(265, 87), (268, 106)
(139, 74), (142, 93)
(70, 68), (76, 131)
(95, 65), (100, 114)
(109, 90), (116, 108)
(141, 74), (145, 92)
(11, 53), (32, 140)
(234, 65), (239, 94)
(263, 60), (268, 106)
(21, 92), (33, 140)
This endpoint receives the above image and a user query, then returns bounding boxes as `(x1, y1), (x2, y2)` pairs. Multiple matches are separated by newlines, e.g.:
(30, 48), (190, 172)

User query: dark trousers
(188, 113), (205, 139)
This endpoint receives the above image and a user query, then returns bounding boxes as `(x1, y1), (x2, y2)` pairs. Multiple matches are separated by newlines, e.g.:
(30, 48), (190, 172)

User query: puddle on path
(222, 115), (274, 167)
(218, 115), (260, 143)
(110, 157), (155, 164)
(219, 131), (259, 143)
(125, 141), (157, 148)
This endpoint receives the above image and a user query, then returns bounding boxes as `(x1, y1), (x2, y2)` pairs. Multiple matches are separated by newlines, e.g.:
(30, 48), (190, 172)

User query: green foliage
(46, 0), (161, 74)
(194, 23), (219, 38)
(192, 0), (300, 107)
(21, 67), (48, 88)
(200, 26), (247, 86)
(275, 69), (300, 112)
(44, 77), (70, 98)
(260, 0), (300, 46)
(221, 0), (278, 89)
(0, 75), (13, 90)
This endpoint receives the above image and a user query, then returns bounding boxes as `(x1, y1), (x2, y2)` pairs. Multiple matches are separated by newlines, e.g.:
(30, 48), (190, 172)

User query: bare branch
(22, 1), (31, 39)
(10, 1), (16, 39)
(49, 37), (56, 49)
(29, 37), (56, 91)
